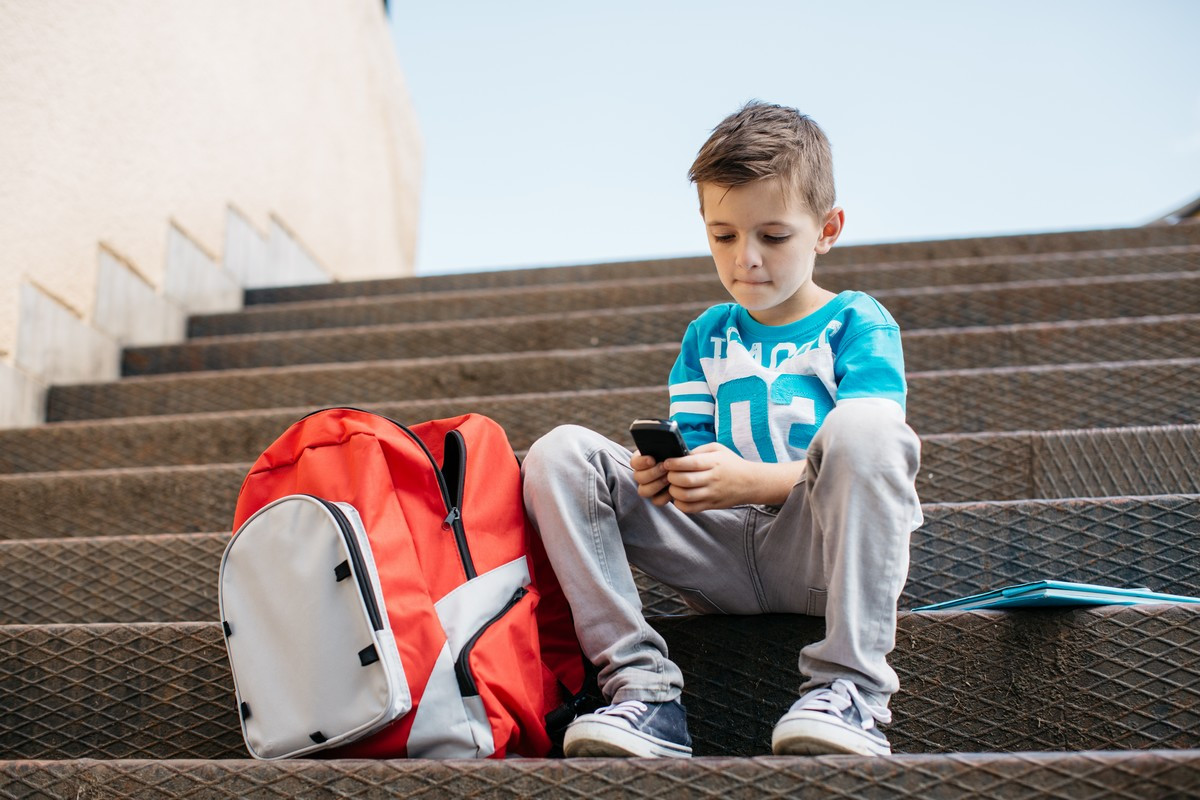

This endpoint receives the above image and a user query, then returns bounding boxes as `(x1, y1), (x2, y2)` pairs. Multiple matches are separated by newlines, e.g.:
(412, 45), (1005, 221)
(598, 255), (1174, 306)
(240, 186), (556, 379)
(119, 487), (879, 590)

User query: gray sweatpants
(521, 399), (922, 707)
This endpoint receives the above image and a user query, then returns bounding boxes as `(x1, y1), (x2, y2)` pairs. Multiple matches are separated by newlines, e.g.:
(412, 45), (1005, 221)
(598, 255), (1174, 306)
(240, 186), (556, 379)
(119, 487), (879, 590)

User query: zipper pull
(442, 507), (461, 530)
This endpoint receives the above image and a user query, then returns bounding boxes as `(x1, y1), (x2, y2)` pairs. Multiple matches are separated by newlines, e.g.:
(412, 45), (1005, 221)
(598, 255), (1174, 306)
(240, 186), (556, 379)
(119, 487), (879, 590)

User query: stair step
(662, 607), (1200, 756)
(4, 494), (1196, 625)
(1, 533), (225, 624)
(14, 379), (1200, 484)
(188, 269), (1200, 338)
(809, 220), (1200, 266)
(45, 346), (1200, 436)
(3, 606), (1197, 759)
(3, 751), (1198, 799)
(125, 306), (1200, 376)
(238, 236), (1200, 306)
(4, 419), (1196, 538)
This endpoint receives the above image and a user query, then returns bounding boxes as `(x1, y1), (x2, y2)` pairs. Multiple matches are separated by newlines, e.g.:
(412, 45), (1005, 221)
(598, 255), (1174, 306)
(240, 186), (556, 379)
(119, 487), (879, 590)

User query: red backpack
(221, 408), (588, 759)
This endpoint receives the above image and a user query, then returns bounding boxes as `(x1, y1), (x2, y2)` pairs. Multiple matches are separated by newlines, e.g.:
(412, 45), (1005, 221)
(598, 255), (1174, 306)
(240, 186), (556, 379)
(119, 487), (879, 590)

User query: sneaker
(771, 679), (892, 756)
(563, 699), (693, 758)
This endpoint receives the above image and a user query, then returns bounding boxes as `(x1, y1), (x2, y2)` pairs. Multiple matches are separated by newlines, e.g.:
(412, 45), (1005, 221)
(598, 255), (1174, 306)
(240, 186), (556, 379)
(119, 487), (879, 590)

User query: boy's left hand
(658, 443), (802, 513)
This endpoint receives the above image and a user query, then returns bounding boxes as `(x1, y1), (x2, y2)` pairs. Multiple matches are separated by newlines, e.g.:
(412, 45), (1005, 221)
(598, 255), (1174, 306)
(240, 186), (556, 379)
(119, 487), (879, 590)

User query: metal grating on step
(903, 314), (1200, 373)
(235, 241), (1200, 304)
(919, 426), (1200, 503)
(123, 310), (1200, 378)
(185, 270), (1198, 338)
(1, 751), (1199, 799)
(657, 607), (1200, 756)
(0, 465), (242, 541)
(2, 497), (1195, 624)
(920, 433), (1033, 503)
(1032, 427), (1200, 499)
(0, 623), (240, 759)
(636, 495), (1200, 629)
(908, 359), (1200, 434)
(0, 534), (227, 625)
(42, 353), (1200, 429)
(909, 495), (1200, 606)
(4, 609), (1198, 759)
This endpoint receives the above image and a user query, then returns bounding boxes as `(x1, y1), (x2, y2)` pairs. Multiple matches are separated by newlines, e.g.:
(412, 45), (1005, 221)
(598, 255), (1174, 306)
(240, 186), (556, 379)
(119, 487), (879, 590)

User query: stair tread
(125, 310), (1200, 376)
(3, 606), (1198, 759)
(3, 493), (1197, 624)
(188, 269), (1200, 337)
(2, 750), (1199, 799)
(44, 357), (1200, 434)
(236, 238), (1200, 307)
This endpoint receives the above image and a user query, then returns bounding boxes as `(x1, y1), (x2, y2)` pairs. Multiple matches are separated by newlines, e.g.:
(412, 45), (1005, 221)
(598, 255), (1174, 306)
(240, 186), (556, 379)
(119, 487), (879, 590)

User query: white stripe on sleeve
(670, 401), (715, 417)
(669, 381), (712, 398)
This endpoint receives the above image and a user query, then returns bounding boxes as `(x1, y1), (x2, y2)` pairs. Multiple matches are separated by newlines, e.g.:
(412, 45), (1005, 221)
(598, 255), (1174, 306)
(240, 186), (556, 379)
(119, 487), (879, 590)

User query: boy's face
(700, 177), (843, 326)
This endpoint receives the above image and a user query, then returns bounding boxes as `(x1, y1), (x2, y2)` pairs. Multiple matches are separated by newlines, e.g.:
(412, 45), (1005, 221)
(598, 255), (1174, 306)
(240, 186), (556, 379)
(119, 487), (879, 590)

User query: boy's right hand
(631, 452), (674, 506)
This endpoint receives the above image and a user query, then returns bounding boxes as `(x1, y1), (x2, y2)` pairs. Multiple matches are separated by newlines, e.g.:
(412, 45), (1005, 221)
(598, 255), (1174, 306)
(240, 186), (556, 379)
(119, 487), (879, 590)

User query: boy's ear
(815, 207), (845, 254)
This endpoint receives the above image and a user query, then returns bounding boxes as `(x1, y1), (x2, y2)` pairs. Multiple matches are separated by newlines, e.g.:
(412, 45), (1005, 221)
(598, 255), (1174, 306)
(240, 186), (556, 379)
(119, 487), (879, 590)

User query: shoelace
(592, 699), (649, 724)
(792, 678), (892, 731)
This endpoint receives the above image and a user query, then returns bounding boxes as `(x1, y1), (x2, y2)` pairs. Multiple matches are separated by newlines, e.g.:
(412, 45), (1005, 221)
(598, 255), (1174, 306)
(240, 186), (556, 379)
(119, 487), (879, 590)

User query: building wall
(0, 0), (422, 424)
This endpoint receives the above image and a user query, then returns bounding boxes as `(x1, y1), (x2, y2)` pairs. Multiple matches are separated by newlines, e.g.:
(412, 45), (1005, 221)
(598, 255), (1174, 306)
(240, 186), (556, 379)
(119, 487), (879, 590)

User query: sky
(389, 1), (1200, 276)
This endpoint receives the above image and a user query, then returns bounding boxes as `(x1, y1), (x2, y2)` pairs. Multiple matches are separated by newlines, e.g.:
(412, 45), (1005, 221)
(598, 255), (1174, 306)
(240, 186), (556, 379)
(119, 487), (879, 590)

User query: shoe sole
(563, 718), (692, 758)
(772, 712), (891, 757)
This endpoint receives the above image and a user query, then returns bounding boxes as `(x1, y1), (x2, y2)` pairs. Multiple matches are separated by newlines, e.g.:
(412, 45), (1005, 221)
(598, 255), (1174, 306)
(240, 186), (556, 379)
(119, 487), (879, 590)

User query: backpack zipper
(309, 495), (383, 631)
(439, 430), (475, 580)
(395, 423), (476, 580)
(453, 586), (528, 697)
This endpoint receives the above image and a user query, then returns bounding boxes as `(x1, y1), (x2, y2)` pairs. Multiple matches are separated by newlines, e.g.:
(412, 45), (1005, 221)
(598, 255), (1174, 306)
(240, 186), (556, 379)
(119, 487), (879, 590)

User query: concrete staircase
(3, 222), (1200, 797)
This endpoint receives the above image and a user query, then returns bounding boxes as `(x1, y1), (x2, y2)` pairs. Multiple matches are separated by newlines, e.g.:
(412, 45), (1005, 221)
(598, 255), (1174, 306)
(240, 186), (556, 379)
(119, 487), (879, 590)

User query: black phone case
(630, 422), (689, 461)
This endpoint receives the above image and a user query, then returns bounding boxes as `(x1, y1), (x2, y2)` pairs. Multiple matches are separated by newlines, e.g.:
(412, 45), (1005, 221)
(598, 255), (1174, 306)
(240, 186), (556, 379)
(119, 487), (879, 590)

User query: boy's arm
(667, 318), (717, 451)
(833, 309), (908, 414)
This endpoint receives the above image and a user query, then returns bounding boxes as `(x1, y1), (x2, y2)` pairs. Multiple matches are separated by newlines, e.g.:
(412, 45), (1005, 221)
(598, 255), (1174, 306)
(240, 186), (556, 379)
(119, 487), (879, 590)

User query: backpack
(219, 408), (588, 759)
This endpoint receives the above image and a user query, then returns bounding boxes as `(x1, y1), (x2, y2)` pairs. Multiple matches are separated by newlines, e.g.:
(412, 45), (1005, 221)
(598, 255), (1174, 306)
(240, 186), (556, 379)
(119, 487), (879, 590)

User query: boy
(522, 101), (922, 758)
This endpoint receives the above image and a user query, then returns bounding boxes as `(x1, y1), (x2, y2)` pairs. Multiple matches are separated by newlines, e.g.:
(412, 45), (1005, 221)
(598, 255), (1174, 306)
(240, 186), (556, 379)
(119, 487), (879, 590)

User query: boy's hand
(631, 452), (675, 506)
(634, 444), (806, 513)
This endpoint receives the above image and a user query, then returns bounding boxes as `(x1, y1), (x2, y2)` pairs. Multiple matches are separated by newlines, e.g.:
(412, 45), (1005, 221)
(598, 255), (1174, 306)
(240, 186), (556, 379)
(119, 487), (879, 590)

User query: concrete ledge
(162, 223), (241, 316)
(223, 208), (328, 290)
(0, 361), (45, 429)
(15, 281), (119, 386)
(93, 246), (186, 347)
(0, 211), (327, 429)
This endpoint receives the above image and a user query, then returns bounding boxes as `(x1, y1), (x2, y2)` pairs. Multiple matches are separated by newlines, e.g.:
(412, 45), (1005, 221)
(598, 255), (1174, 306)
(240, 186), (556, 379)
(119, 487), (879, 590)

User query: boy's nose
(735, 243), (761, 269)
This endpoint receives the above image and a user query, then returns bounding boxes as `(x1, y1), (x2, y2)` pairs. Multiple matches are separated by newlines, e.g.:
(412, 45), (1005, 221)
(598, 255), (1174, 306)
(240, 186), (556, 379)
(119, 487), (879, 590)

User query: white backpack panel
(219, 494), (410, 759)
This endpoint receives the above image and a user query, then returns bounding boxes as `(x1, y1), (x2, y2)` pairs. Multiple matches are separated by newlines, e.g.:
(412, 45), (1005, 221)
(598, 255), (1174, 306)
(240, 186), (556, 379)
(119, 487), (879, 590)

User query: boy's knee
(523, 424), (603, 479)
(816, 400), (920, 475)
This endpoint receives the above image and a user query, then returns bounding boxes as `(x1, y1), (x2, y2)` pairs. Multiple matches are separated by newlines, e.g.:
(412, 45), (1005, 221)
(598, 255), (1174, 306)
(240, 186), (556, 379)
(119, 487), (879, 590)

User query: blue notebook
(913, 581), (1200, 611)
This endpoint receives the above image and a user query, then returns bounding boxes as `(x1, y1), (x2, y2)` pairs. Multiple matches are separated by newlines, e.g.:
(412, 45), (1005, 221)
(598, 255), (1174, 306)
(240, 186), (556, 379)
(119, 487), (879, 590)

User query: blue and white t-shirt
(668, 291), (907, 462)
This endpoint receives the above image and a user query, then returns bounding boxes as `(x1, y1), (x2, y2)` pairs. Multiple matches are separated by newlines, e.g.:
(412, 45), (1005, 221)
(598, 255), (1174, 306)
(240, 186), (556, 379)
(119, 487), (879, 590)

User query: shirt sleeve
(834, 323), (908, 413)
(668, 318), (717, 450)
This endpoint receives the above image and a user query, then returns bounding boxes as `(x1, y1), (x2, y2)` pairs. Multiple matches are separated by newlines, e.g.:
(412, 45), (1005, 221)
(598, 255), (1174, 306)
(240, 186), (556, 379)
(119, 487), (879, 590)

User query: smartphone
(629, 418), (690, 462)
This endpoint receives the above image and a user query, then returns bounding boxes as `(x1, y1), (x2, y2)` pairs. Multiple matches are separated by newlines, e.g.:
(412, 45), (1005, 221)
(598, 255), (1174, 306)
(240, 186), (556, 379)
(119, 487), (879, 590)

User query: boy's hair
(689, 100), (835, 217)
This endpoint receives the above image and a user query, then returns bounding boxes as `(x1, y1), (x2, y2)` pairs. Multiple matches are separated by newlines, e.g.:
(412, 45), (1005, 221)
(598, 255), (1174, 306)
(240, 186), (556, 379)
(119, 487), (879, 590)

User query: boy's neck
(743, 286), (838, 327)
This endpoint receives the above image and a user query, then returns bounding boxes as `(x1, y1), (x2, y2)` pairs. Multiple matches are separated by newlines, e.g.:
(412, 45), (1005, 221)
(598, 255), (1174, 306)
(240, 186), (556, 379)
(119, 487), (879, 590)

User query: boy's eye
(713, 233), (735, 243)
(763, 234), (791, 244)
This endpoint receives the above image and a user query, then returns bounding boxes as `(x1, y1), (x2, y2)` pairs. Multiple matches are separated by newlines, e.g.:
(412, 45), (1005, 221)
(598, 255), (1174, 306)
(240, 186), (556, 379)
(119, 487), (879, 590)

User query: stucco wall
(0, 0), (421, 421)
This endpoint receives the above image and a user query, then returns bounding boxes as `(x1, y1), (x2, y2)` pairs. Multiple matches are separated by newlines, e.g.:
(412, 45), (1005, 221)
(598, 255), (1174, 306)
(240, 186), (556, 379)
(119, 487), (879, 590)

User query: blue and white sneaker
(771, 679), (892, 756)
(563, 699), (693, 758)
